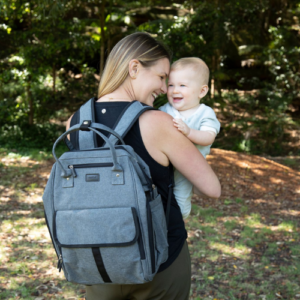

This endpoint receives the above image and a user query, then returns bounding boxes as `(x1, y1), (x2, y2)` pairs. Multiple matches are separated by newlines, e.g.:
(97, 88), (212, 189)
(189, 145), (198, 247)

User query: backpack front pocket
(53, 207), (145, 284)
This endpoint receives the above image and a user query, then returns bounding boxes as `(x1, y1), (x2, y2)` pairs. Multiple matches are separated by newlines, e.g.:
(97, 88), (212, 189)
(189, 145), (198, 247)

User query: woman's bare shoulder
(140, 109), (174, 131)
(138, 109), (182, 166)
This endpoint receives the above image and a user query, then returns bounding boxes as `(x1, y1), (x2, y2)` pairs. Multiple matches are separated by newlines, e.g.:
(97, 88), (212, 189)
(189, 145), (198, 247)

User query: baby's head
(167, 57), (209, 111)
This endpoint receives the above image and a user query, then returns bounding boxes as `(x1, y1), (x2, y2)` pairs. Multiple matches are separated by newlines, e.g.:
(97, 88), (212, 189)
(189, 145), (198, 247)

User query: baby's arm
(173, 118), (216, 146)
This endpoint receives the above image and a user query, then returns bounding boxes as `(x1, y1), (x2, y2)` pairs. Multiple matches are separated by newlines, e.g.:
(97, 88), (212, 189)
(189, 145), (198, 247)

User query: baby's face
(167, 67), (204, 111)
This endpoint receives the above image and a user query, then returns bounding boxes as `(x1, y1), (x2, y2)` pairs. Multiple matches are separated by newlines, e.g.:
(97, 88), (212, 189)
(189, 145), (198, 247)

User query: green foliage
(0, 123), (65, 151)
(0, 0), (299, 155)
(212, 90), (299, 155)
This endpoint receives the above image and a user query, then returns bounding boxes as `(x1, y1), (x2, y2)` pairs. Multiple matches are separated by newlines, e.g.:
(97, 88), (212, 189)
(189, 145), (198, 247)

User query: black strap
(64, 137), (75, 151)
(166, 164), (175, 227)
(106, 101), (155, 146)
(118, 105), (155, 142)
(92, 247), (112, 283)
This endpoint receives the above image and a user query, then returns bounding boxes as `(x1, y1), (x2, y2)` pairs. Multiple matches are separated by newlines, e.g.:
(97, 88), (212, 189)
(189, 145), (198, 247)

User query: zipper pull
(152, 184), (158, 199)
(68, 165), (77, 177)
(57, 254), (63, 272)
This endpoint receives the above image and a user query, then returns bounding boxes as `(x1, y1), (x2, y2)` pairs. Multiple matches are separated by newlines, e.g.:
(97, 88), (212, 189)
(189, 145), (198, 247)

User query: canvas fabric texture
(159, 103), (220, 219)
(85, 241), (191, 300)
(43, 99), (169, 285)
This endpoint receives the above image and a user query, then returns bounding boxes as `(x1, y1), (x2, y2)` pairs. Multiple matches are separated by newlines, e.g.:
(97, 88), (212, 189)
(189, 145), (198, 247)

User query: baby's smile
(172, 97), (183, 102)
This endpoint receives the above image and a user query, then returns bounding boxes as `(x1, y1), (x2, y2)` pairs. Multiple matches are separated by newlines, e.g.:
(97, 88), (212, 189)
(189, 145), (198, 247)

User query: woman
(67, 32), (221, 300)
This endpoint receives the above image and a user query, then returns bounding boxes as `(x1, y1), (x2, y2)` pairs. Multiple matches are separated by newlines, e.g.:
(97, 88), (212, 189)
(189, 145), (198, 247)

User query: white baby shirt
(159, 103), (220, 219)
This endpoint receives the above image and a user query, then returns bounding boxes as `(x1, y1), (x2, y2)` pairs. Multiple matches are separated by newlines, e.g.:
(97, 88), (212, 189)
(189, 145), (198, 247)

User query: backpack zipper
(146, 192), (155, 273)
(44, 212), (60, 261)
(57, 254), (63, 272)
(68, 145), (126, 153)
(68, 163), (113, 177)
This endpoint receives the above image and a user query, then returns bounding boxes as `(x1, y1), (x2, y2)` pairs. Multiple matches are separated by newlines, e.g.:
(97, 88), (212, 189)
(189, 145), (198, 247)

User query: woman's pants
(86, 241), (191, 300)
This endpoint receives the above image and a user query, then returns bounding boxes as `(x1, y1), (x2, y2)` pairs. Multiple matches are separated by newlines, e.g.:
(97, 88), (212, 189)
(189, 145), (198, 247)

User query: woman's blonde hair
(98, 32), (171, 98)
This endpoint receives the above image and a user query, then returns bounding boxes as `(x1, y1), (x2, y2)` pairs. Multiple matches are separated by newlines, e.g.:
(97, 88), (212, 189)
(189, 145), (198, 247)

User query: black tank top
(70, 101), (187, 272)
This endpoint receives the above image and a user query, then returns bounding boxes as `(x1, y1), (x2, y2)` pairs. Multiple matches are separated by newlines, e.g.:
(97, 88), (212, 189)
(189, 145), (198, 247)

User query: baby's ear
(199, 85), (209, 99)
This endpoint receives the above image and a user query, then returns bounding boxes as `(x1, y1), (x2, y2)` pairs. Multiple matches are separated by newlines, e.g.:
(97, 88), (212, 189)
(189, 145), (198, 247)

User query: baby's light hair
(171, 57), (209, 85)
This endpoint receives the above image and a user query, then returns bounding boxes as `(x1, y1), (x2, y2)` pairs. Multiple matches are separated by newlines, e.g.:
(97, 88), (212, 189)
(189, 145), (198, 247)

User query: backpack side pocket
(149, 195), (169, 271)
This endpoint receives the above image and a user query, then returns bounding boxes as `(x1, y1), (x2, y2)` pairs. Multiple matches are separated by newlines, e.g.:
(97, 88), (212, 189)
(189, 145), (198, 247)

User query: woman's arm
(65, 114), (73, 140)
(66, 114), (74, 131)
(139, 111), (221, 198)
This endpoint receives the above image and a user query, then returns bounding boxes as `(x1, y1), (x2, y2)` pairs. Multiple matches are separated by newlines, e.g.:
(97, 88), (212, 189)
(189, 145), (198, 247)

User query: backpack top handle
(52, 123), (124, 178)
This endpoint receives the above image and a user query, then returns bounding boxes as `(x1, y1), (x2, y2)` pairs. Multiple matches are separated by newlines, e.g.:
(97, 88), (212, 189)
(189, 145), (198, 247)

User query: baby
(159, 57), (220, 219)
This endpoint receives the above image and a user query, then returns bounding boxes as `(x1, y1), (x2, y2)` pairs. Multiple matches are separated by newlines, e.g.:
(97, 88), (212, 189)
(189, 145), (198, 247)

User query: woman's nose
(161, 81), (167, 94)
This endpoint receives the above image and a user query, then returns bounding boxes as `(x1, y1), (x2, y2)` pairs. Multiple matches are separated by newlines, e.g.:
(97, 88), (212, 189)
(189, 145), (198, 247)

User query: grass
(224, 220), (239, 231)
(283, 158), (297, 167)
(0, 144), (68, 162)
(0, 149), (86, 300)
(187, 203), (300, 299)
(0, 148), (300, 299)
(278, 220), (298, 232)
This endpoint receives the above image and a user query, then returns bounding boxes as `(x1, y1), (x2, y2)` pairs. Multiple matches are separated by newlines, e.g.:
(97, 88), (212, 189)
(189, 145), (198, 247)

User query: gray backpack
(43, 99), (172, 285)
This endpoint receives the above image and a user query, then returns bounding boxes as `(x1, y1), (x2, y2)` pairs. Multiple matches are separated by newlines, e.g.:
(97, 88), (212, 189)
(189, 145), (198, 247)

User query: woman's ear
(128, 59), (140, 79)
(199, 85), (209, 99)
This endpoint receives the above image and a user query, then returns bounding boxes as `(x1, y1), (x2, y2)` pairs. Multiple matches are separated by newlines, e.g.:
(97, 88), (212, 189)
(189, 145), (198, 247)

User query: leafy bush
(213, 92), (299, 156)
(0, 123), (65, 151)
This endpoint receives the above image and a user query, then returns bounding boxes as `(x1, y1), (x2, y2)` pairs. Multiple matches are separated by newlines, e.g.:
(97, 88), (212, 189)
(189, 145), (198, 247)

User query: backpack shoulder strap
(104, 101), (155, 146)
(78, 97), (97, 150)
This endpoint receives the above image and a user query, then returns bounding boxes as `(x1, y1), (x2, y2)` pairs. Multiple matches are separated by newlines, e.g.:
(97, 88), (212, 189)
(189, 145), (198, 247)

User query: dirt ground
(197, 149), (300, 221)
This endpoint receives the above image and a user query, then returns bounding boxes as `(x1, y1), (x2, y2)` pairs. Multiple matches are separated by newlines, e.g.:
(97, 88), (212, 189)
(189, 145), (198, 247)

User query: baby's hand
(173, 118), (190, 136)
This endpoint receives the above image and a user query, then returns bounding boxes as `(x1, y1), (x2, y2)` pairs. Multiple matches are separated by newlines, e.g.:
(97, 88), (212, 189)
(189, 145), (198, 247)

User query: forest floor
(0, 148), (299, 300)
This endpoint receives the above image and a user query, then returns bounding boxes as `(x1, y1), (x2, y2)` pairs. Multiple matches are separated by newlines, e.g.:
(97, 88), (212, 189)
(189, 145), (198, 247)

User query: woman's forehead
(154, 58), (170, 75)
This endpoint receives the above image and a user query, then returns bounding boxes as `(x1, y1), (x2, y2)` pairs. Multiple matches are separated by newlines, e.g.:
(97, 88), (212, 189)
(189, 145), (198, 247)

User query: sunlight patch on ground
(218, 213), (298, 235)
(269, 177), (283, 184)
(236, 161), (250, 168)
(253, 183), (266, 191)
(252, 169), (264, 175)
(209, 242), (251, 259)
(278, 221), (297, 232)
(275, 209), (300, 217)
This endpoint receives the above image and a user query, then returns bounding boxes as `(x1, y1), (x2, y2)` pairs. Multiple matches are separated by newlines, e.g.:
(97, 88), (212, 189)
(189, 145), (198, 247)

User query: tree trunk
(99, 0), (106, 76)
(53, 66), (56, 94)
(107, 0), (112, 54)
(27, 3), (34, 125)
(27, 77), (34, 125)
(211, 78), (215, 99)
(107, 32), (111, 55)
(211, 55), (216, 98)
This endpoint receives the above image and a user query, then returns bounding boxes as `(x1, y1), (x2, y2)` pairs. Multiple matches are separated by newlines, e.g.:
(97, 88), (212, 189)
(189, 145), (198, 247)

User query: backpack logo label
(86, 174), (100, 182)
